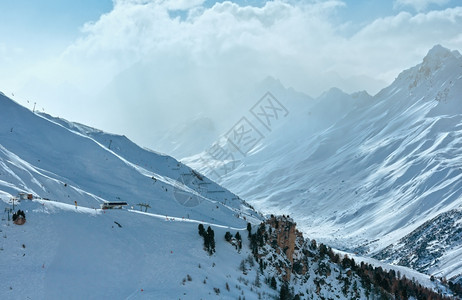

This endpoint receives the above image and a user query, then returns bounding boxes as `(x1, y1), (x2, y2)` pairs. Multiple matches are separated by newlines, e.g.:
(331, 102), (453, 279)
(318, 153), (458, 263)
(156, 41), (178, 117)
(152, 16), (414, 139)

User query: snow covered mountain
(0, 92), (260, 298)
(375, 207), (462, 284)
(1, 91), (456, 298)
(0, 93), (260, 223)
(184, 45), (462, 284)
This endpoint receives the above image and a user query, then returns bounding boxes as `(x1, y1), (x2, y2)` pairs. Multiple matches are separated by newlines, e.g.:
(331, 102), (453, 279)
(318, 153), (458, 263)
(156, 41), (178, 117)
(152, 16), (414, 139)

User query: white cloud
(54, 1), (462, 93)
(59, 0), (348, 94)
(114, 0), (206, 10)
(6, 0), (462, 154)
(394, 0), (450, 12)
(349, 7), (462, 81)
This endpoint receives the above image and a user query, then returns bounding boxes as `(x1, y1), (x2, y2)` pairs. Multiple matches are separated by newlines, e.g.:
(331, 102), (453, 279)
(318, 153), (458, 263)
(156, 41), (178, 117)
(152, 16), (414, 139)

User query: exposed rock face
(267, 216), (296, 260)
(247, 215), (455, 299)
(264, 215), (307, 280)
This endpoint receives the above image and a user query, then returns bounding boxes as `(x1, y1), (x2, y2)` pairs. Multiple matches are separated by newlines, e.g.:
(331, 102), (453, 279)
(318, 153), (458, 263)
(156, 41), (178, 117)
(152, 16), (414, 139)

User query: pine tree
(234, 232), (242, 251)
(279, 282), (291, 300)
(250, 234), (258, 255)
(254, 272), (261, 287)
(204, 231), (210, 251)
(270, 276), (277, 290)
(247, 222), (252, 237)
(319, 243), (327, 259)
(207, 226), (215, 254)
(239, 260), (246, 272)
(259, 260), (264, 274)
(198, 224), (205, 237)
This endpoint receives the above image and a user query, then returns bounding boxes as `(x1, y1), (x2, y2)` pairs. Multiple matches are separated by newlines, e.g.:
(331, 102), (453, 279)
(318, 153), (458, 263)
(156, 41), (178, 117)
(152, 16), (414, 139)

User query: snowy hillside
(184, 45), (462, 283)
(0, 92), (260, 225)
(0, 93), (268, 299)
(374, 207), (462, 283)
(1, 91), (456, 298)
(0, 198), (452, 299)
(0, 199), (254, 299)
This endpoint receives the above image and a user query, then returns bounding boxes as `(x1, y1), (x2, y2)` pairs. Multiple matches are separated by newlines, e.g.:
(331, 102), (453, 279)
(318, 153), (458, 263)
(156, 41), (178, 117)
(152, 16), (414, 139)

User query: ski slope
(0, 92), (261, 227)
(0, 74), (457, 298)
(1, 197), (450, 299)
(0, 197), (266, 299)
(0, 91), (268, 298)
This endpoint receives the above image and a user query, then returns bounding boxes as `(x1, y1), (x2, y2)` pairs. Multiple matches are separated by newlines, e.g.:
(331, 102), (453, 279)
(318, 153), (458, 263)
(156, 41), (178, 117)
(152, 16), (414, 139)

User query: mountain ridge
(184, 44), (462, 284)
(1, 87), (458, 298)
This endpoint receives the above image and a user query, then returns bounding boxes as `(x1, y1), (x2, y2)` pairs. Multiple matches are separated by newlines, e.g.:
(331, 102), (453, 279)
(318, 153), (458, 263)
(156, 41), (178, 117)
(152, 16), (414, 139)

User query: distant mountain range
(185, 45), (462, 284)
(2, 76), (459, 298)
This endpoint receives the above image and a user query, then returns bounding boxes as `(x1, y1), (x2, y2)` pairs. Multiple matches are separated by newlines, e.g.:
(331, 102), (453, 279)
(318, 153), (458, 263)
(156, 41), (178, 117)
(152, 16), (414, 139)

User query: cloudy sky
(1, 0), (461, 154)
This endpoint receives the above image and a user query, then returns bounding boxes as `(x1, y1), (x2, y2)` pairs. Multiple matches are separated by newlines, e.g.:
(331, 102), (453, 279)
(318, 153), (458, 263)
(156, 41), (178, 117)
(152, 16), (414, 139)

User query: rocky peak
(266, 215), (297, 264)
(263, 215), (306, 280)
(423, 45), (458, 65)
(393, 44), (462, 92)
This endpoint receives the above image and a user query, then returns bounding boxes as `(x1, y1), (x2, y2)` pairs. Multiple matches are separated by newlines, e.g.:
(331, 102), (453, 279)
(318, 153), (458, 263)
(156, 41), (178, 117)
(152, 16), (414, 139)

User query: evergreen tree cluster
(238, 216), (453, 299)
(249, 222), (268, 256)
(448, 280), (462, 297)
(12, 209), (26, 221)
(352, 259), (450, 299)
(198, 224), (215, 255)
(224, 231), (242, 251)
(310, 240), (452, 300)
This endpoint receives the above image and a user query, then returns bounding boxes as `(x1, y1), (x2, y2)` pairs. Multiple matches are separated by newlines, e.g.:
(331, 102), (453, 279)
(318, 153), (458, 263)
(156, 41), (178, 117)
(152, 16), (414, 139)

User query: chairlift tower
(136, 203), (151, 212)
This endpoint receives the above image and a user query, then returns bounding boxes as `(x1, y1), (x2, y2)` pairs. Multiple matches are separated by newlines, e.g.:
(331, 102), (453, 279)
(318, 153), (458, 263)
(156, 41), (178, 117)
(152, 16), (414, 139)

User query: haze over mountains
(1, 44), (461, 298)
(185, 45), (462, 283)
(0, 91), (266, 298)
(2, 89), (453, 299)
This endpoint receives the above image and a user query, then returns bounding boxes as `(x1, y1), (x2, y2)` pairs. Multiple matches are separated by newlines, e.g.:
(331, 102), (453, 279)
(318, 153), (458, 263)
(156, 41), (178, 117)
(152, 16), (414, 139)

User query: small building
(18, 193), (33, 200)
(101, 201), (128, 210)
